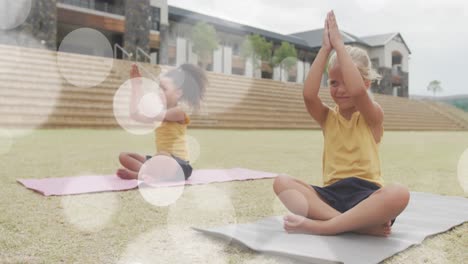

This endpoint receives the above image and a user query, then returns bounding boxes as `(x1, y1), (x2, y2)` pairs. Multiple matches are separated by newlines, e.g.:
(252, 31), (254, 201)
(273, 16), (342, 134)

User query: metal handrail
(135, 47), (158, 81)
(114, 44), (158, 82)
(136, 62), (159, 82)
(114, 43), (133, 60)
(136, 47), (152, 63)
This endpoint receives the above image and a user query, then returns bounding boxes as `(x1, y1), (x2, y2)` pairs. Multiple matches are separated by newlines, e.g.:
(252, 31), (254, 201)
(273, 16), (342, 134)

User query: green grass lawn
(1, 129), (467, 263)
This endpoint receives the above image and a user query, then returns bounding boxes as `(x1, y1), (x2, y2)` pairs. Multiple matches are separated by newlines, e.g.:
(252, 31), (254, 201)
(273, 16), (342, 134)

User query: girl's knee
(273, 175), (293, 194)
(396, 185), (410, 207)
(382, 184), (410, 210)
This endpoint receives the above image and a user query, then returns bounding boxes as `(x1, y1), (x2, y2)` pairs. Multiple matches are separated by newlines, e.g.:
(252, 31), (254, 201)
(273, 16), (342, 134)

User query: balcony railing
(58, 0), (125, 16)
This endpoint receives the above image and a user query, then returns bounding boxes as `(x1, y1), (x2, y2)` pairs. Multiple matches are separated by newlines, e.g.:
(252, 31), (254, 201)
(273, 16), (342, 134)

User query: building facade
(1, 0), (411, 97)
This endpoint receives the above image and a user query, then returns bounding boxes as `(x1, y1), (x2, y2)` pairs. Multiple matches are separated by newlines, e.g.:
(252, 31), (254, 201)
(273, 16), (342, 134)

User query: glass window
(151, 7), (161, 31)
(232, 43), (240, 56)
(58, 0), (124, 16)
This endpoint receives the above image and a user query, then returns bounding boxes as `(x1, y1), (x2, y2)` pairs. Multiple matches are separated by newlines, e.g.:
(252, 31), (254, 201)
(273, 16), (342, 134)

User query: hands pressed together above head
(322, 10), (345, 53)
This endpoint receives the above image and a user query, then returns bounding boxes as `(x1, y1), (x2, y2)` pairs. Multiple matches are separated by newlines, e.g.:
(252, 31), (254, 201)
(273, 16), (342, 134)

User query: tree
(191, 22), (218, 70)
(272, 41), (297, 82)
(240, 34), (273, 71)
(427, 80), (442, 98)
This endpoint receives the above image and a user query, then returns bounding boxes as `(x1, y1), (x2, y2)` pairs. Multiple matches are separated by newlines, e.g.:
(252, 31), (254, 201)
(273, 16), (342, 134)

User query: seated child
(273, 11), (410, 237)
(117, 63), (207, 181)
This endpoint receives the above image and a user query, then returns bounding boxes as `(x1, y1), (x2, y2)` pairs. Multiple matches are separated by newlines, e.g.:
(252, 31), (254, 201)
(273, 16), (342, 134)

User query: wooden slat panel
(149, 33), (160, 49)
(58, 7), (125, 33)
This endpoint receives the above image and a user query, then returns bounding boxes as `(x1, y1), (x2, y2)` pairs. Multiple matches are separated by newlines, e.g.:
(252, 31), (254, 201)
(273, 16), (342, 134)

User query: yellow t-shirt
(322, 106), (384, 187)
(155, 114), (190, 161)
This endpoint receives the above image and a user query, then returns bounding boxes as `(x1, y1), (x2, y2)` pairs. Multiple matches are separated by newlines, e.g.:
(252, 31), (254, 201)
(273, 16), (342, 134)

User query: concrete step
(1, 89), (450, 122)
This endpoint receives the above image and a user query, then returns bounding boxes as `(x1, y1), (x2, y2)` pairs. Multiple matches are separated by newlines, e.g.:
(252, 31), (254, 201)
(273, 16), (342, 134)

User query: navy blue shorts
(312, 177), (396, 225)
(145, 154), (193, 180)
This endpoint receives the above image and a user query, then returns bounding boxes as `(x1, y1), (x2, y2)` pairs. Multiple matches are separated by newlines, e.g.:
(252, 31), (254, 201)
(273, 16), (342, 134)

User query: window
(392, 51), (402, 65)
(232, 43), (240, 56)
(59, 0), (124, 15)
(150, 7), (161, 31)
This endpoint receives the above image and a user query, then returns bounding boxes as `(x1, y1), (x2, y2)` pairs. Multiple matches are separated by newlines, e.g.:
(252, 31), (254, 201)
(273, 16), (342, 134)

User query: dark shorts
(312, 177), (396, 225)
(145, 154), (193, 180)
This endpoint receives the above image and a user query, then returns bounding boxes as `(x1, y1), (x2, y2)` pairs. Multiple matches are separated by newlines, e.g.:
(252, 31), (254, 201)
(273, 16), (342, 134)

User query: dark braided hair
(164, 64), (207, 109)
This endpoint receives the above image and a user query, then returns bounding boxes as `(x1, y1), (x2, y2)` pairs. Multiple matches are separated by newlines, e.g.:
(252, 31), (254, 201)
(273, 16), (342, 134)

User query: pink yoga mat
(17, 168), (277, 196)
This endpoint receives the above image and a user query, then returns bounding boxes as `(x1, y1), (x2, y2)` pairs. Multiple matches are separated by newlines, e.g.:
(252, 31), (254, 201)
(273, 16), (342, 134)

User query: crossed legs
(273, 176), (410, 236)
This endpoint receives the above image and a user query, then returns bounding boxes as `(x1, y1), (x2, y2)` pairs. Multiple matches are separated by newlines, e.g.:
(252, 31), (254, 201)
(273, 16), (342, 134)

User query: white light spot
(57, 28), (113, 88)
(0, 0), (32, 30)
(138, 155), (186, 207)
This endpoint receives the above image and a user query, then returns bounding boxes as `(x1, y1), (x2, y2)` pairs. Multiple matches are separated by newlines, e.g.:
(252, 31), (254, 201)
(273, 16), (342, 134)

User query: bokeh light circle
(166, 185), (237, 256)
(61, 175), (119, 232)
(118, 227), (229, 264)
(57, 28), (113, 88)
(138, 155), (185, 207)
(208, 73), (253, 114)
(138, 92), (164, 118)
(113, 77), (166, 135)
(0, 31), (60, 138)
(0, 0), (32, 30)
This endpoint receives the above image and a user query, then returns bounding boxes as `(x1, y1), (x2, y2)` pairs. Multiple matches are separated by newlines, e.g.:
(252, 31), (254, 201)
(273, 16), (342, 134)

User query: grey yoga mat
(195, 192), (468, 264)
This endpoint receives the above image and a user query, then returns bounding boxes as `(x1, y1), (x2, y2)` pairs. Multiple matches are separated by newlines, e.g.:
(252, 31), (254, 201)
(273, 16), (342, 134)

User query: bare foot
(283, 214), (329, 235)
(355, 221), (392, 237)
(116, 168), (138, 180)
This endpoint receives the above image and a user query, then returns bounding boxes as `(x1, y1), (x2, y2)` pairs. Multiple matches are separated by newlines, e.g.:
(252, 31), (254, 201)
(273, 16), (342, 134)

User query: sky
(168, 0), (468, 96)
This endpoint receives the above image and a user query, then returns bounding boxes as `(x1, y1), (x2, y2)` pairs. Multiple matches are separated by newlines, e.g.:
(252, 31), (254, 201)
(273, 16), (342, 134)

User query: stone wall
(0, 0), (57, 50)
(124, 0), (150, 60)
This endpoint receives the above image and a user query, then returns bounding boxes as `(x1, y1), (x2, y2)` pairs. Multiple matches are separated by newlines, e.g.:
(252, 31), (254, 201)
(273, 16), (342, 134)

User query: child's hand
(322, 16), (332, 53)
(130, 63), (142, 79)
(130, 63), (142, 88)
(327, 11), (344, 51)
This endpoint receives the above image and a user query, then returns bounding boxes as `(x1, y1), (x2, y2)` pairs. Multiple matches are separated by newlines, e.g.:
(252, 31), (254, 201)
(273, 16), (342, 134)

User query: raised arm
(130, 106), (186, 124)
(327, 11), (383, 128)
(129, 64), (186, 124)
(303, 18), (332, 127)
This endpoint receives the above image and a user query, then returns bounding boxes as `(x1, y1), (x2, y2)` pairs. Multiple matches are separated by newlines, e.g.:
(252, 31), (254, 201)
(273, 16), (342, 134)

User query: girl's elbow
(303, 93), (315, 103)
